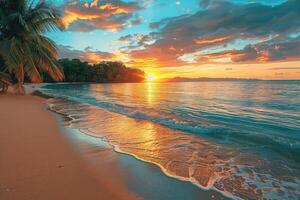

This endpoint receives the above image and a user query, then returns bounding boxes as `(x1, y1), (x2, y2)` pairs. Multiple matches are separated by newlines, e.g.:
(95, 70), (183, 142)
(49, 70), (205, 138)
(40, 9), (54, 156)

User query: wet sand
(60, 126), (226, 200)
(0, 94), (139, 200)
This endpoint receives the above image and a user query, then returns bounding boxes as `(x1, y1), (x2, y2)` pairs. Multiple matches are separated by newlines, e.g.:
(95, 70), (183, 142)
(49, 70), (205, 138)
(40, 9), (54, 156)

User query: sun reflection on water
(146, 82), (154, 105)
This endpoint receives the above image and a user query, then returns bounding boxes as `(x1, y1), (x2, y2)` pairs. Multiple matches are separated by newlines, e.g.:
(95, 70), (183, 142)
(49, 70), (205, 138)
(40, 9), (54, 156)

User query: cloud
(118, 35), (133, 43)
(58, 45), (132, 65)
(117, 33), (158, 50)
(126, 0), (300, 67)
(233, 37), (300, 63)
(193, 36), (300, 64)
(194, 35), (235, 45)
(63, 0), (143, 32)
(58, 45), (114, 63)
(122, 33), (153, 43)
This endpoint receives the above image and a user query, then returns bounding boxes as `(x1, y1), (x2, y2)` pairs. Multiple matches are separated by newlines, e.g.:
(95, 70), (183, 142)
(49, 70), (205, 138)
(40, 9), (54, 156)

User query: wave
(46, 96), (300, 200)
(40, 88), (300, 163)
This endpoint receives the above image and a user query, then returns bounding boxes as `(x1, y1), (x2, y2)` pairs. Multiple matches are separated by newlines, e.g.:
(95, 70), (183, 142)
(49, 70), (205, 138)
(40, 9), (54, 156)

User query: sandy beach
(0, 94), (139, 200)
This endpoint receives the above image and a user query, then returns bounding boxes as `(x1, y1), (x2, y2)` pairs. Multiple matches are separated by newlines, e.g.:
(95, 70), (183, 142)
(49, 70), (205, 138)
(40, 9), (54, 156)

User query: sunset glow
(1, 1), (300, 200)
(48, 0), (300, 80)
(145, 74), (157, 82)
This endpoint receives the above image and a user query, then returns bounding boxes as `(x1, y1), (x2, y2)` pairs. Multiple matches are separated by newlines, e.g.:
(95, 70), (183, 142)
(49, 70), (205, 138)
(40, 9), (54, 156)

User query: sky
(46, 0), (300, 80)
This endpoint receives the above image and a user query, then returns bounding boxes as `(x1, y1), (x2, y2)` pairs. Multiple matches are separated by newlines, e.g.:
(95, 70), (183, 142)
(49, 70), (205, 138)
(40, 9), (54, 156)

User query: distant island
(160, 77), (261, 82)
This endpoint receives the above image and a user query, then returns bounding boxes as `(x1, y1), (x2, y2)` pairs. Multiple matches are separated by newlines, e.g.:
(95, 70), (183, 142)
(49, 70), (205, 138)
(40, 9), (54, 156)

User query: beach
(0, 93), (140, 200)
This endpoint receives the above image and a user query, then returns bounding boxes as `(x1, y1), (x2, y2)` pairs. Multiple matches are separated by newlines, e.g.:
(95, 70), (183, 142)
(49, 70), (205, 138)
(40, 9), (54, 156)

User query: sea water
(40, 81), (300, 199)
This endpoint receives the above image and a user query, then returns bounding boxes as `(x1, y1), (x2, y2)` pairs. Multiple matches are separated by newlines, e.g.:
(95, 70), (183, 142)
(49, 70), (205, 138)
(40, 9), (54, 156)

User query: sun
(145, 74), (157, 82)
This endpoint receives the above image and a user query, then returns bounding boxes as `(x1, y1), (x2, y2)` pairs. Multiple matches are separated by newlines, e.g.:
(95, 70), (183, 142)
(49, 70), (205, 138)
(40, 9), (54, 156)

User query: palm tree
(0, 0), (64, 94)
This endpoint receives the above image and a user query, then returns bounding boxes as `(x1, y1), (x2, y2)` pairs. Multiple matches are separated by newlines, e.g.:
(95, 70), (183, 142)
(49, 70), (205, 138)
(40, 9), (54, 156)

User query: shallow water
(40, 81), (300, 199)
(60, 124), (227, 200)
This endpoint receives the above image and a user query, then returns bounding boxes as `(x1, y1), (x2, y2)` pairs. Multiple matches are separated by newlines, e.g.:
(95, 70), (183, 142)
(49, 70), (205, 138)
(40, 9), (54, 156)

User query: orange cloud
(86, 52), (105, 64)
(256, 50), (271, 63)
(129, 45), (187, 68)
(194, 35), (234, 45)
(99, 3), (131, 15)
(199, 51), (246, 61)
(63, 10), (99, 28)
(62, 0), (142, 31)
(90, 0), (99, 8)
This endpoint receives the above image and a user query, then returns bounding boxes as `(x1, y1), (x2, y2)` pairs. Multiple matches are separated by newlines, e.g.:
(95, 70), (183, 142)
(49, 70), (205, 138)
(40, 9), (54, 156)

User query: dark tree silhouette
(43, 59), (145, 83)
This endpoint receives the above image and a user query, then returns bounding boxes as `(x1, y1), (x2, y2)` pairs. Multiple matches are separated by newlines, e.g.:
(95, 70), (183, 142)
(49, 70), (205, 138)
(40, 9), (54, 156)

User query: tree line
(42, 59), (145, 83)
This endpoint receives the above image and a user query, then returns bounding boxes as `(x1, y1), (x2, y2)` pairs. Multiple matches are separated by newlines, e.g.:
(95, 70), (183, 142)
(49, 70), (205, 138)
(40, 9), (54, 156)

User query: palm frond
(7, 37), (24, 72)
(38, 35), (58, 56)
(26, 1), (64, 33)
(0, 0), (64, 91)
(23, 42), (42, 83)
(29, 35), (63, 81)
(35, 48), (64, 81)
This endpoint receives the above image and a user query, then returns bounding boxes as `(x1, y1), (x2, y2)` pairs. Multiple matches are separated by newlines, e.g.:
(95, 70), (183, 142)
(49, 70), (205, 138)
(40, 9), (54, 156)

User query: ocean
(39, 81), (300, 199)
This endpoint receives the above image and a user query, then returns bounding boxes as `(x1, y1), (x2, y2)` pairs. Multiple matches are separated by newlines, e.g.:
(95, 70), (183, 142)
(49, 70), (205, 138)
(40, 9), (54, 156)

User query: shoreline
(41, 89), (228, 200)
(0, 89), (227, 199)
(55, 111), (227, 200)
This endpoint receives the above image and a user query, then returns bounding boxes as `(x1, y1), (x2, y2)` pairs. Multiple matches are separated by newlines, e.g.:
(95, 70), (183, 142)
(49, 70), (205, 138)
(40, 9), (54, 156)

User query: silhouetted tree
(42, 59), (145, 83)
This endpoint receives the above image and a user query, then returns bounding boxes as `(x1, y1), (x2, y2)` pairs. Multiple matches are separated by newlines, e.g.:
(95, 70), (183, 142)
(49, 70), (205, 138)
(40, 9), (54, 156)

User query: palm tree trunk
(4, 83), (8, 92)
(16, 81), (25, 94)
(15, 66), (25, 94)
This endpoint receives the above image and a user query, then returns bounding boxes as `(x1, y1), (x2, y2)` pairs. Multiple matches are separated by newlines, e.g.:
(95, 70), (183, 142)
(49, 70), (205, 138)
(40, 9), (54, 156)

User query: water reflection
(48, 97), (300, 200)
(146, 82), (154, 105)
(42, 81), (300, 200)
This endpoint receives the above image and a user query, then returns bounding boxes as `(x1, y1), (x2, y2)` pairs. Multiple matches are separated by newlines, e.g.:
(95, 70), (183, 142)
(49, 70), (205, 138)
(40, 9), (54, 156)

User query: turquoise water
(40, 81), (300, 199)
